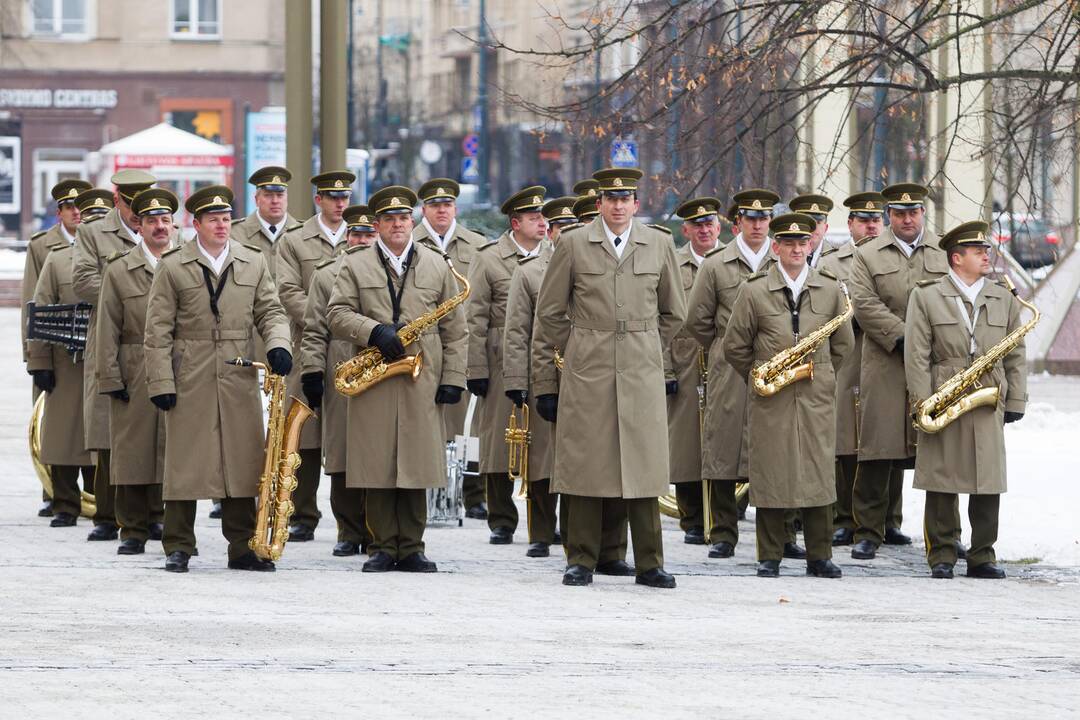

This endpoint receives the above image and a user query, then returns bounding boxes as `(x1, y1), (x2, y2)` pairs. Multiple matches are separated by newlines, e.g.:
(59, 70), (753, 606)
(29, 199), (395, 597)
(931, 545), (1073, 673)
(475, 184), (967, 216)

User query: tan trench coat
(96, 247), (168, 486)
(849, 230), (949, 461)
(666, 243), (708, 485)
(301, 256), (352, 474)
(144, 240), (291, 501)
(819, 241), (862, 456)
(27, 246), (93, 467)
(466, 231), (536, 473)
(232, 211), (302, 360)
(414, 220), (488, 442)
(326, 242), (467, 489)
(73, 208), (140, 450)
(501, 244), (555, 482)
(275, 215), (349, 450)
(905, 277), (1027, 494)
(685, 239), (776, 480)
(532, 219), (686, 498)
(722, 265), (855, 508)
(22, 224), (71, 364)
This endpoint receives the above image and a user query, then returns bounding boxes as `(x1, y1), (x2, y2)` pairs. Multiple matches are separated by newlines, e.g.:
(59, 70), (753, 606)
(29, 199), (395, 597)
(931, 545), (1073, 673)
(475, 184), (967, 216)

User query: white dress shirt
(509, 231), (540, 259)
(60, 224), (75, 245)
(600, 218), (630, 259)
(318, 213), (346, 247)
(948, 270), (985, 306)
(120, 217), (142, 245)
(258, 213), (284, 242)
(689, 240), (718, 266)
(140, 242), (160, 270)
(782, 262), (810, 300)
(735, 233), (770, 272)
(893, 229), (923, 258)
(377, 238), (414, 276)
(196, 239), (229, 276)
(422, 217), (456, 253)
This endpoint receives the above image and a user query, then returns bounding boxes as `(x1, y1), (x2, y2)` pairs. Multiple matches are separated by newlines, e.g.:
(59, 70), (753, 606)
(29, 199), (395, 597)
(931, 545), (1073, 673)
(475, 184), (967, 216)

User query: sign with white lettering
(0, 89), (118, 110)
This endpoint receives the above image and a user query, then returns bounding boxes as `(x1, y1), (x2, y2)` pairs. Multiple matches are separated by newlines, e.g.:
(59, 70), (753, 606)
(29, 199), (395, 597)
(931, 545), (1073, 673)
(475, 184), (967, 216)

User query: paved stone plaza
(0, 308), (1077, 718)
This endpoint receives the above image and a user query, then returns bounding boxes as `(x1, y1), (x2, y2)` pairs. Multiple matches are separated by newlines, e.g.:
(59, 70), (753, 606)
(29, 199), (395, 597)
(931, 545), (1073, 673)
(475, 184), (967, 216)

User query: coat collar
(766, 263), (826, 292)
(719, 236), (776, 271)
(178, 237), (249, 275)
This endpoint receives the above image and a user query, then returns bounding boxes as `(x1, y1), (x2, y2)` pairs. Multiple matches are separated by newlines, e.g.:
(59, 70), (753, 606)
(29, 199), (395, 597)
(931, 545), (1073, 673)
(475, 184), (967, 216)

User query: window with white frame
(31, 0), (89, 37)
(171, 0), (221, 39)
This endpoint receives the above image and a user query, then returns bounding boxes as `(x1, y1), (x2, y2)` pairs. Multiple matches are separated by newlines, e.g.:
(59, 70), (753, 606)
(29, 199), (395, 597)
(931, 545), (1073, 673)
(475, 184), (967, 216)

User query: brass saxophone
(228, 358), (315, 561)
(912, 276), (1039, 434)
(335, 255), (471, 397)
(752, 285), (854, 397)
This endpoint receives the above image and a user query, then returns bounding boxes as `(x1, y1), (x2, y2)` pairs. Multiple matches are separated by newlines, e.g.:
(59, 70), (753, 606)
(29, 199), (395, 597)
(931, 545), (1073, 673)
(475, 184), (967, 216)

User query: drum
(427, 440), (465, 526)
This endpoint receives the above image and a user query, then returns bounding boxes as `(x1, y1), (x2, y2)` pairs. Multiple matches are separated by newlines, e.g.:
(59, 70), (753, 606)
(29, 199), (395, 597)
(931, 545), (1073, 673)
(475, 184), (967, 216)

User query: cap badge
(334, 180), (344, 188)
(976, 232), (984, 241)
(561, 207), (572, 216)
(212, 196), (222, 205)
(586, 189), (596, 196)
(613, 177), (623, 187)
(272, 176), (282, 184)
(789, 223), (800, 232)
(390, 197), (401, 206)
(436, 187), (446, 196)
(67, 189), (78, 198)
(751, 199), (762, 209)
(900, 192), (912, 202)
(94, 198), (104, 206)
(532, 196), (541, 205)
(359, 215), (368, 224)
(697, 206), (706, 215)
(865, 201), (875, 209)
(149, 199), (160, 209)
(810, 203), (819, 212)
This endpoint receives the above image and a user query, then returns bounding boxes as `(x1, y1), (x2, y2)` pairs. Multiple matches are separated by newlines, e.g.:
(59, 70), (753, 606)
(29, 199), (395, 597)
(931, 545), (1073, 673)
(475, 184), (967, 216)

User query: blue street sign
(461, 156), (479, 182)
(611, 139), (638, 168)
(462, 134), (480, 157)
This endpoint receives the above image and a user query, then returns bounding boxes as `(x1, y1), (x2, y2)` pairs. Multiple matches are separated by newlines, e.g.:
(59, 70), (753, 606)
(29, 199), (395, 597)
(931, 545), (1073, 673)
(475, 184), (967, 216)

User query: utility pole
(347, 0), (355, 147)
(321, 0), (348, 173)
(592, 37), (603, 171)
(375, 0), (387, 184)
(285, 0), (313, 217)
(476, 0), (491, 205)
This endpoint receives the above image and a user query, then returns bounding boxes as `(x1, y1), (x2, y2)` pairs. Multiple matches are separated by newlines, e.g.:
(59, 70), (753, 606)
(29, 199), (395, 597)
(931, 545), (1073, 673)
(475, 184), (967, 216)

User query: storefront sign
(0, 88), (119, 109)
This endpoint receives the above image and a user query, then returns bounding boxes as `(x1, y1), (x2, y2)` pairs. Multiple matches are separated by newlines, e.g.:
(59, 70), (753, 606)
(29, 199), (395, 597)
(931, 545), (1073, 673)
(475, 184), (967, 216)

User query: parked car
(991, 212), (1059, 269)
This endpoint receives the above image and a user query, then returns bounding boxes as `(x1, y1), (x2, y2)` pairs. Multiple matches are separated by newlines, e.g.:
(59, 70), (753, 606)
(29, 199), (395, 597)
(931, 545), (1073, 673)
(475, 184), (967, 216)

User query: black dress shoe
(850, 539), (877, 560)
(228, 551), (276, 572)
(164, 551), (190, 573)
(806, 559), (843, 578)
(50, 512), (77, 527)
(956, 542), (968, 560)
(117, 538), (146, 555)
(708, 541), (734, 558)
(756, 560), (780, 577)
(552, 531), (563, 545)
(595, 559), (634, 576)
(783, 542), (807, 559)
(333, 540), (361, 557)
(683, 527), (706, 545)
(362, 551), (396, 572)
(635, 567), (676, 588)
(396, 552), (438, 572)
(489, 526), (513, 544)
(966, 562), (1006, 579)
(87, 523), (118, 541)
(288, 523), (315, 542)
(208, 501), (222, 519)
(884, 527), (912, 545)
(931, 563), (954, 579)
(465, 503), (488, 520)
(148, 523), (164, 541)
(526, 542), (550, 558)
(562, 564), (593, 586)
(38, 500), (54, 518)
(832, 528), (854, 546)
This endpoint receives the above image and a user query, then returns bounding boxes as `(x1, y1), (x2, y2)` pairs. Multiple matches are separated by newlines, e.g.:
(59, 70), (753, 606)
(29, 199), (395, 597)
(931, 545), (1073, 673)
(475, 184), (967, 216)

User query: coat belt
(572, 318), (657, 333)
(175, 329), (252, 341)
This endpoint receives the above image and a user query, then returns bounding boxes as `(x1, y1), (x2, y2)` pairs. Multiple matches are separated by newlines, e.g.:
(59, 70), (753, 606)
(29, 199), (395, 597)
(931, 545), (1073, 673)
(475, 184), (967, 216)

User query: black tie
(613, 236), (622, 247)
(268, 224), (277, 235)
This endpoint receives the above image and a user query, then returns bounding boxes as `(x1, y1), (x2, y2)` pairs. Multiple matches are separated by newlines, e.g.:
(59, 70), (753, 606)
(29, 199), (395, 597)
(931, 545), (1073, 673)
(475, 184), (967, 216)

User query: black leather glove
(301, 371), (324, 409)
(266, 347), (293, 376)
(151, 393), (177, 411)
(894, 337), (905, 354)
(435, 385), (463, 405)
(1004, 411), (1024, 424)
(505, 389), (527, 408)
(467, 378), (490, 397)
(31, 369), (55, 394)
(536, 393), (559, 423)
(369, 323), (406, 361)
(666, 379), (678, 396)
(107, 388), (130, 403)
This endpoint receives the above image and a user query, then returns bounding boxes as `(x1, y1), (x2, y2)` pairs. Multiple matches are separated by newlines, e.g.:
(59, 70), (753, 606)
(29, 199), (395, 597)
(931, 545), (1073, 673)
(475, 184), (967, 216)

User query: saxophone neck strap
(200, 264), (231, 322)
(377, 245), (415, 323)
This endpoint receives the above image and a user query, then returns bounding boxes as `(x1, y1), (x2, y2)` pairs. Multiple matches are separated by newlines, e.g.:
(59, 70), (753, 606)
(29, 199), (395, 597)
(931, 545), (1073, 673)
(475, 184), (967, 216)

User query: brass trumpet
(506, 403), (531, 498)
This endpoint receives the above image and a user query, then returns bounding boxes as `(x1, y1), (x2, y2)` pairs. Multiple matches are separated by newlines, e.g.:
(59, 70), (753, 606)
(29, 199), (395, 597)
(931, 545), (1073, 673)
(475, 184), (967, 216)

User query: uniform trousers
(853, 459), (908, 545)
(566, 495), (661, 574)
(92, 449), (116, 527)
(115, 484), (164, 541)
(50, 465), (95, 518)
(485, 472), (519, 532)
(924, 491), (999, 568)
(525, 478), (565, 545)
(757, 505), (832, 562)
(290, 447), (323, 529)
(365, 488), (427, 561)
(164, 497), (255, 560)
(330, 472), (368, 545)
(701, 479), (742, 545)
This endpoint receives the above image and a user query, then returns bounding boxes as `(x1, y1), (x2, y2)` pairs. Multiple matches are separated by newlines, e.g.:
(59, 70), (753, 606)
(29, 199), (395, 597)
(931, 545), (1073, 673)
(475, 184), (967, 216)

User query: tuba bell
(29, 394), (96, 518)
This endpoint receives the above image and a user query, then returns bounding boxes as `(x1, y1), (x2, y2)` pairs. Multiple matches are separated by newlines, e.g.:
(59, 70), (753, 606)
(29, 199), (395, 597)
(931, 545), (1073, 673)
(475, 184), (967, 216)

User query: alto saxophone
(912, 276), (1039, 433)
(752, 285), (854, 397)
(228, 357), (315, 561)
(335, 255), (471, 397)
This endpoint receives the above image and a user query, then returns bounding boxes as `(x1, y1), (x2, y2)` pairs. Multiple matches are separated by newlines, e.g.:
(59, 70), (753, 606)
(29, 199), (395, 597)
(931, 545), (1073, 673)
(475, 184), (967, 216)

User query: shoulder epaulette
(346, 243), (370, 254)
(820, 245), (838, 257)
(105, 249), (130, 264)
(242, 243), (263, 253)
(818, 268), (837, 281)
(704, 246), (723, 258)
(746, 270), (768, 282)
(647, 223), (672, 235)
(231, 217), (244, 225)
(477, 242), (497, 252)
(855, 235), (876, 247)
(518, 255), (538, 266)
(916, 278), (939, 287)
(560, 222), (585, 233)
(286, 220), (303, 232)
(162, 246), (182, 258)
(82, 215), (102, 225)
(30, 229), (47, 240)
(315, 257), (337, 270)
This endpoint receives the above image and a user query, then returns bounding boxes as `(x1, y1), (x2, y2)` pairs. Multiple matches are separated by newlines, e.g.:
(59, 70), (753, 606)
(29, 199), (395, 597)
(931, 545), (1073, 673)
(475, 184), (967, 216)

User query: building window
(31, 0), (89, 37)
(171, 0), (221, 40)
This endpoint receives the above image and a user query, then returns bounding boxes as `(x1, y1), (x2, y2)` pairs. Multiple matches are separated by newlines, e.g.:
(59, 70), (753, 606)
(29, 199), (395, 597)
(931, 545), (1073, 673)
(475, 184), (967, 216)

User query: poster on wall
(244, 110), (286, 215)
(0, 136), (20, 215)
